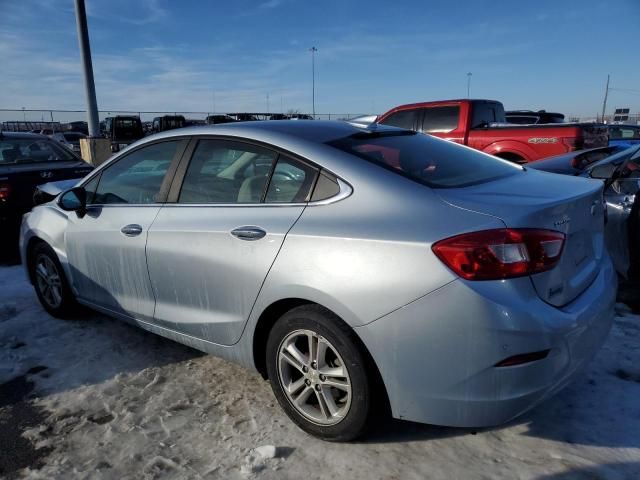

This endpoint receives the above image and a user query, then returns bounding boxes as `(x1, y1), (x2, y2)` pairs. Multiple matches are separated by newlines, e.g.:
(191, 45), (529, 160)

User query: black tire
(30, 242), (78, 318)
(266, 304), (371, 441)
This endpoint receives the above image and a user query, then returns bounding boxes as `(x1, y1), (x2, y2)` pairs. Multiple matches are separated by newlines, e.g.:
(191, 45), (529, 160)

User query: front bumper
(355, 257), (616, 428)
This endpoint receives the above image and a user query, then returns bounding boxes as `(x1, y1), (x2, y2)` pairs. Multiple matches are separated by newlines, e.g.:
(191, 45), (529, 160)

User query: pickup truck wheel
(31, 243), (78, 319)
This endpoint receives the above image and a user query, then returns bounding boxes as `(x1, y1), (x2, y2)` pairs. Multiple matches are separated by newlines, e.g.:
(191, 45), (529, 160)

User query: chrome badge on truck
(528, 137), (558, 144)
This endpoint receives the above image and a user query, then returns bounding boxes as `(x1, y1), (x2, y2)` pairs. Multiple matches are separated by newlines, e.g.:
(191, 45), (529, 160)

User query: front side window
(92, 140), (179, 204)
(380, 109), (418, 130)
(327, 131), (520, 188)
(265, 156), (318, 203)
(0, 138), (76, 164)
(421, 106), (460, 133)
(179, 140), (277, 203)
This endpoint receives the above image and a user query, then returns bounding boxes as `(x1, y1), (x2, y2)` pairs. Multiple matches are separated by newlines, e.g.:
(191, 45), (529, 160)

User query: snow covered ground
(0, 263), (639, 479)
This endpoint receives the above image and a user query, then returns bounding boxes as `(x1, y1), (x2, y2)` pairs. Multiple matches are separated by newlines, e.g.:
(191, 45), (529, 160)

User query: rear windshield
(327, 131), (520, 188)
(0, 138), (77, 164)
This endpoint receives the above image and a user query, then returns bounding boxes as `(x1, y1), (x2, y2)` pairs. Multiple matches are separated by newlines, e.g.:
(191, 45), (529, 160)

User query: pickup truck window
(381, 109), (418, 130)
(471, 101), (506, 128)
(327, 131), (520, 188)
(421, 106), (460, 133)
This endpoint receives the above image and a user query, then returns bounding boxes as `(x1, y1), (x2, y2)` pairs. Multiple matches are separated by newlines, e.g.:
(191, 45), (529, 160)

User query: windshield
(327, 130), (521, 188)
(0, 138), (77, 164)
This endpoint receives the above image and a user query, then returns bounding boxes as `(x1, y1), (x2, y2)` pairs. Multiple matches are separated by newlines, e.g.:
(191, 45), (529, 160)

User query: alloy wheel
(35, 254), (63, 309)
(277, 329), (352, 425)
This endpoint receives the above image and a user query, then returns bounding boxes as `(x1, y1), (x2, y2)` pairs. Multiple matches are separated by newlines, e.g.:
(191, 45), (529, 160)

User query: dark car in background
(608, 124), (640, 148)
(152, 115), (186, 133)
(205, 114), (238, 125)
(0, 132), (92, 258)
(103, 115), (144, 151)
(530, 144), (640, 278)
(51, 131), (87, 154)
(505, 110), (565, 125)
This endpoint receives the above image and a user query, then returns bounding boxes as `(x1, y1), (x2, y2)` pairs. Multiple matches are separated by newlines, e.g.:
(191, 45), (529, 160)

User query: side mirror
(59, 187), (87, 213)
(589, 163), (616, 180)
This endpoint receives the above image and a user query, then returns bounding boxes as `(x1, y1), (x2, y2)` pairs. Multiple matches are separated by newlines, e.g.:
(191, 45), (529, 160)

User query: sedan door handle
(231, 226), (267, 241)
(121, 224), (143, 237)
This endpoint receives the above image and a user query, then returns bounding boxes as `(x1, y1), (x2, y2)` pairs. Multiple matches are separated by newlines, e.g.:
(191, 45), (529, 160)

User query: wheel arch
(251, 298), (391, 415)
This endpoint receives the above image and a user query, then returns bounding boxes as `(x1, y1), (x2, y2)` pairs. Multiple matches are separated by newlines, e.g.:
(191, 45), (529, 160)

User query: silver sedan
(20, 121), (616, 441)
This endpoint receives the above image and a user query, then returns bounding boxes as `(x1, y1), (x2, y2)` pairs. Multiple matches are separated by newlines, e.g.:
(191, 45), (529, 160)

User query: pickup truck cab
(378, 99), (608, 163)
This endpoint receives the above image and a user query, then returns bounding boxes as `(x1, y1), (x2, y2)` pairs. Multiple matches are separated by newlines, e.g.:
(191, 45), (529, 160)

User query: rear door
(146, 138), (318, 345)
(65, 139), (186, 321)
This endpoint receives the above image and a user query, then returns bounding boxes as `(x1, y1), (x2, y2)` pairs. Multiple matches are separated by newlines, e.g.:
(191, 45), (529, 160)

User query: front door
(65, 139), (185, 321)
(147, 138), (318, 345)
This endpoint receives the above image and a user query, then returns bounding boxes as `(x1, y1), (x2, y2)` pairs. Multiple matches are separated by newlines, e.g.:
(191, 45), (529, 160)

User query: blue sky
(1, 0), (639, 119)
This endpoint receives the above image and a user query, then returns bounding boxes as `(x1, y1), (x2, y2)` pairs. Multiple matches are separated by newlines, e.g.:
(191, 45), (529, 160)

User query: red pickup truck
(377, 99), (608, 163)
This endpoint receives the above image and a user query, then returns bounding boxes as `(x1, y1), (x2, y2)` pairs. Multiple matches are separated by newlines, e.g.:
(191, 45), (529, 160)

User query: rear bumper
(355, 256), (616, 427)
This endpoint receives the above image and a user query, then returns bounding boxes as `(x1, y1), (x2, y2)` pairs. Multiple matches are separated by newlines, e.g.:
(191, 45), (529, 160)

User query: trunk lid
(436, 169), (606, 307)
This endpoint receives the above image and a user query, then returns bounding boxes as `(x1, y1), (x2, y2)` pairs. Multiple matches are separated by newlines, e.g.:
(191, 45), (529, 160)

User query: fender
(481, 140), (539, 162)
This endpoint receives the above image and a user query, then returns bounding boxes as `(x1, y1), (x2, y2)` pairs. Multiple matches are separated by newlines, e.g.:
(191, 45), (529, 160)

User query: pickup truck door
(417, 104), (466, 145)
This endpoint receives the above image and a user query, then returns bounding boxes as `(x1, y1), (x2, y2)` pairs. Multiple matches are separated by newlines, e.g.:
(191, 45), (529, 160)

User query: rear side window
(421, 106), (460, 133)
(179, 140), (277, 203)
(311, 171), (340, 201)
(380, 109), (418, 130)
(327, 131), (520, 188)
(265, 156), (318, 203)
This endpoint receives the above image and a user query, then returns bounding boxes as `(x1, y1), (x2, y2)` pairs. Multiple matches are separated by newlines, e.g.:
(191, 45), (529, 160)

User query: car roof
(142, 120), (404, 145)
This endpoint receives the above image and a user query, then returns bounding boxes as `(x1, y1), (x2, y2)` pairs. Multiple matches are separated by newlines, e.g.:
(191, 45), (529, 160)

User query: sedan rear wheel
(266, 304), (371, 441)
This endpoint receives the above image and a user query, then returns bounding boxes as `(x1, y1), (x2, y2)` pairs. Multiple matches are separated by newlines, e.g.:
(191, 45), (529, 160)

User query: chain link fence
(0, 109), (375, 132)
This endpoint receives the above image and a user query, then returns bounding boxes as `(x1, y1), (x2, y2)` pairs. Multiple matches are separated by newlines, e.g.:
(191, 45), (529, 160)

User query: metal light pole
(73, 0), (100, 137)
(310, 47), (317, 118)
(467, 72), (472, 98)
(601, 74), (610, 122)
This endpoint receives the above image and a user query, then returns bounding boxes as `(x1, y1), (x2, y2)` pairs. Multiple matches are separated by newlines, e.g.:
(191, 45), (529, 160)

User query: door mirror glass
(589, 163), (616, 179)
(59, 187), (86, 211)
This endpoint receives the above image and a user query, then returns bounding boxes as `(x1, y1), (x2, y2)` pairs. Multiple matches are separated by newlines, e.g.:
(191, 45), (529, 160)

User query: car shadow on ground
(535, 462), (640, 479)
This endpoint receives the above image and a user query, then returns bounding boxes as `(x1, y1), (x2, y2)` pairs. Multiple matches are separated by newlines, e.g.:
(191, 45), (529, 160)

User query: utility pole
(467, 72), (472, 98)
(601, 74), (610, 123)
(310, 46), (317, 118)
(73, 0), (100, 137)
(212, 91), (216, 114)
(266, 93), (270, 114)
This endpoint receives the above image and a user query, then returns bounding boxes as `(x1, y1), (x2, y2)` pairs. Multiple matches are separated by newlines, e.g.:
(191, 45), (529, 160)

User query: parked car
(530, 144), (640, 278)
(20, 121), (615, 441)
(205, 114), (238, 125)
(103, 115), (144, 151)
(67, 121), (89, 135)
(0, 131), (92, 255)
(378, 99), (609, 163)
(608, 125), (640, 148)
(152, 115), (186, 133)
(505, 110), (565, 125)
(51, 131), (87, 154)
